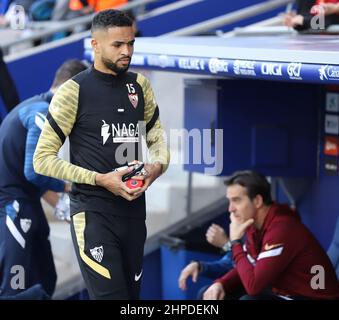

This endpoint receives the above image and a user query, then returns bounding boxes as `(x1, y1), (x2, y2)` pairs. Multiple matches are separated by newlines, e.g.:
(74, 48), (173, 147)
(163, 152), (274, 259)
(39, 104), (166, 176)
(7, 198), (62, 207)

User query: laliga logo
(147, 55), (175, 68)
(208, 58), (228, 74)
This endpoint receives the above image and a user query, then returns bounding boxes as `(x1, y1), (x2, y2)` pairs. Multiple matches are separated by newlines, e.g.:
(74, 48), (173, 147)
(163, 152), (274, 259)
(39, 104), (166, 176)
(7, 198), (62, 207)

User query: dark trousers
(0, 200), (56, 297)
(71, 211), (146, 300)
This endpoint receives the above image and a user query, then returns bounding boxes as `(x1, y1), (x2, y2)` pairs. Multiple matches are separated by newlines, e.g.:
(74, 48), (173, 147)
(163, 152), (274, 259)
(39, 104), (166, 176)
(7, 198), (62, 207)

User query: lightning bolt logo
(101, 120), (111, 145)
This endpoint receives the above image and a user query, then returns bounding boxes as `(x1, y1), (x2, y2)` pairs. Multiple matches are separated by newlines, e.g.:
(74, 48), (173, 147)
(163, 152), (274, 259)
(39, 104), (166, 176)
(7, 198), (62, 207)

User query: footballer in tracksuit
(34, 10), (170, 299)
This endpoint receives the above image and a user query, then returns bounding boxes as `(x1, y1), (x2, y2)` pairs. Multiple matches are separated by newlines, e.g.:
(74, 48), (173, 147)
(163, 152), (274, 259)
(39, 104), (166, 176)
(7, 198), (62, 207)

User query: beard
(101, 56), (130, 75)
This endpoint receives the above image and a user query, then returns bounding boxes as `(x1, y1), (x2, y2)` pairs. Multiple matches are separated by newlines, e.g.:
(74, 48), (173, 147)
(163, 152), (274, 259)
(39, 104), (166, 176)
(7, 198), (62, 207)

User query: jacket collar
(90, 65), (126, 83)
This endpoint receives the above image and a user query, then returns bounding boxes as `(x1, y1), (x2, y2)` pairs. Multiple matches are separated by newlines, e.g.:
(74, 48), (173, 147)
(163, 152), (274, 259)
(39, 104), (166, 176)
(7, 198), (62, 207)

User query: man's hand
(203, 283), (225, 300)
(133, 162), (162, 196)
(229, 213), (254, 241)
(42, 191), (60, 207)
(311, 3), (339, 16)
(283, 13), (304, 27)
(206, 223), (229, 248)
(283, 12), (295, 27)
(64, 183), (72, 193)
(95, 167), (142, 201)
(178, 262), (200, 291)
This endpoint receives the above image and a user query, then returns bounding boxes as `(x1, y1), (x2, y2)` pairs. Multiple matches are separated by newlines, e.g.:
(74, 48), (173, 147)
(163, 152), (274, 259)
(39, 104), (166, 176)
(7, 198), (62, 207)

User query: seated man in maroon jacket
(203, 170), (339, 300)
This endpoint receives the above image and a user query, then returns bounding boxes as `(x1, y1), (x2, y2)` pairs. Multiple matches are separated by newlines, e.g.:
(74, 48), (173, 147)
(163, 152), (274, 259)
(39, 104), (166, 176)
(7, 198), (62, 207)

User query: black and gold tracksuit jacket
(34, 66), (170, 218)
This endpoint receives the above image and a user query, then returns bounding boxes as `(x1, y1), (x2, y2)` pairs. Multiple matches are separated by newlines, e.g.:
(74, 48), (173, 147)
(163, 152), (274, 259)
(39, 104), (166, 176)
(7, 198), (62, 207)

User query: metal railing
(0, 0), (158, 52)
(161, 0), (293, 36)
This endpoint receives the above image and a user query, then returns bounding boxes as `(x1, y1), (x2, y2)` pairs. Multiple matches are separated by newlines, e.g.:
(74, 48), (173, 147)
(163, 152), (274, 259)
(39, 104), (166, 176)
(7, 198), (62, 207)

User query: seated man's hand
(206, 223), (229, 248)
(203, 283), (225, 300)
(95, 167), (142, 201)
(283, 12), (295, 27)
(284, 13), (304, 27)
(230, 212), (254, 241)
(178, 261), (200, 291)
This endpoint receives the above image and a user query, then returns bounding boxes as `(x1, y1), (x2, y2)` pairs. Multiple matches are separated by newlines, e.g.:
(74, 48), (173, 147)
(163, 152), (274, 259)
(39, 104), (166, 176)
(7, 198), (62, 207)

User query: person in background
(0, 59), (87, 297)
(284, 0), (339, 31)
(178, 223), (233, 299)
(311, 0), (339, 15)
(203, 170), (339, 300)
(67, 0), (128, 18)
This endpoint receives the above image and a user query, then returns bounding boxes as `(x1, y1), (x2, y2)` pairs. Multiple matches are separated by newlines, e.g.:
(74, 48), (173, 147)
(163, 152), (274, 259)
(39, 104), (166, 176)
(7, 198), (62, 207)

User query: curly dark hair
(91, 9), (133, 33)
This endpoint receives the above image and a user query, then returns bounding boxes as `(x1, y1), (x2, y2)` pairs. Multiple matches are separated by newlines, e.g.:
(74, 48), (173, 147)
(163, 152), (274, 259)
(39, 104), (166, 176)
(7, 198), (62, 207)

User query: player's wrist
(152, 162), (163, 177)
(95, 173), (104, 186)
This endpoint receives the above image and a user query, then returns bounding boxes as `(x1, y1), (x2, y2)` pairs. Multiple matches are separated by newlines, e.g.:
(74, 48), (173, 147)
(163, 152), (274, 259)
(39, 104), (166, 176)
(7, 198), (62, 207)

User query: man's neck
(94, 61), (117, 76)
(254, 205), (271, 230)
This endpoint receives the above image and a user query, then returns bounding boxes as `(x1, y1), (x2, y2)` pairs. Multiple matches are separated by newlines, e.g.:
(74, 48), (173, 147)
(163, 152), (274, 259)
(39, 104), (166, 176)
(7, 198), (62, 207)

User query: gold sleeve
(33, 80), (97, 185)
(137, 73), (170, 173)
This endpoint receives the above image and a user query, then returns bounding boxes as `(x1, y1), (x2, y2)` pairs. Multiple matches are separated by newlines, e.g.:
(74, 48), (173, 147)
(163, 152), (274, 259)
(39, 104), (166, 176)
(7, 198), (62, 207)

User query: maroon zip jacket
(215, 203), (339, 299)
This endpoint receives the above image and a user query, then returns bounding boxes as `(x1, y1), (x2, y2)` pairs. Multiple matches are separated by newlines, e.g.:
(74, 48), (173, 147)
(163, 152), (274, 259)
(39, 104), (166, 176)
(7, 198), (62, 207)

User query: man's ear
(91, 38), (100, 54)
(253, 194), (264, 209)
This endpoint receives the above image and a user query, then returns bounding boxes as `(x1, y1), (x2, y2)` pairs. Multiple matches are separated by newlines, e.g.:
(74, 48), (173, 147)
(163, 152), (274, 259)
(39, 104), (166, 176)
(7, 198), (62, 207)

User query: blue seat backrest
(327, 217), (339, 279)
